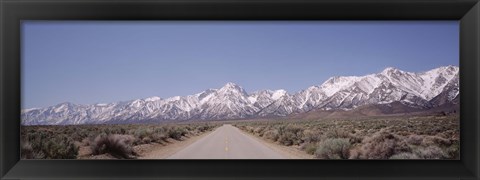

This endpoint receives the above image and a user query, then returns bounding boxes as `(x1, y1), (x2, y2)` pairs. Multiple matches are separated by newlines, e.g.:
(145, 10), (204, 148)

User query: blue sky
(22, 21), (459, 109)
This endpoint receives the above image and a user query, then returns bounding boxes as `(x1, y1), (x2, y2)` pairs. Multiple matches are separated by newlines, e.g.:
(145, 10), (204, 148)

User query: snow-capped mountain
(196, 82), (258, 120)
(21, 66), (459, 125)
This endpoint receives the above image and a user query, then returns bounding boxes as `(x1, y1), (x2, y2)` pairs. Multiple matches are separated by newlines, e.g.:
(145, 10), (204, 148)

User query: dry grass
(91, 134), (137, 159)
(315, 138), (351, 159)
(21, 122), (219, 159)
(234, 114), (459, 160)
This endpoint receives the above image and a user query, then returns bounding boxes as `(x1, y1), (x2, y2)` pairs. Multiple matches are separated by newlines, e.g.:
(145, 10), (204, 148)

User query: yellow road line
(224, 136), (229, 152)
(225, 137), (229, 152)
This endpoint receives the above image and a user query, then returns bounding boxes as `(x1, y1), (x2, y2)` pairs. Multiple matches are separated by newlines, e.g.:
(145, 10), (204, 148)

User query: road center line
(225, 137), (229, 152)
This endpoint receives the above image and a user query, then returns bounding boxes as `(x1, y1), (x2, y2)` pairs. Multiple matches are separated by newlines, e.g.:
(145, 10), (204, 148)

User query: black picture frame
(1, 0), (479, 179)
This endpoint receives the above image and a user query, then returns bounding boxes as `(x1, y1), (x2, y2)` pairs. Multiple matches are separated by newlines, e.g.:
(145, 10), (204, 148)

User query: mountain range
(21, 66), (459, 125)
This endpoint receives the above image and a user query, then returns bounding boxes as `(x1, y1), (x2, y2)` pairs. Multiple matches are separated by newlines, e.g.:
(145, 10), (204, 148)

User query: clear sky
(22, 21), (459, 109)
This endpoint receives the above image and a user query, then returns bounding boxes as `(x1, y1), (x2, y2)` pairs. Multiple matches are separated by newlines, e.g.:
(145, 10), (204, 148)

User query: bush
(414, 146), (447, 159)
(406, 134), (423, 145)
(142, 137), (152, 144)
(20, 141), (34, 159)
(263, 130), (280, 141)
(195, 125), (210, 132)
(315, 138), (351, 159)
(302, 142), (317, 155)
(151, 133), (168, 143)
(91, 134), (137, 159)
(285, 124), (303, 134)
(245, 126), (255, 133)
(421, 136), (451, 147)
(82, 138), (91, 146)
(253, 126), (265, 136)
(445, 141), (460, 159)
(134, 129), (149, 139)
(302, 130), (322, 143)
(21, 134), (78, 159)
(353, 130), (410, 159)
(325, 129), (350, 139)
(167, 128), (185, 140)
(278, 131), (297, 146)
(276, 124), (305, 146)
(42, 135), (78, 159)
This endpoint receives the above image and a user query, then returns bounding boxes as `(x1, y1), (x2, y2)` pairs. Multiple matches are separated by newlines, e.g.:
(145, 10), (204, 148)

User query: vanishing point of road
(167, 124), (287, 159)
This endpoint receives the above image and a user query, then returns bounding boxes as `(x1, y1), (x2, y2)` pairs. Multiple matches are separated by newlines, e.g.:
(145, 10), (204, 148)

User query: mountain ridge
(22, 66), (459, 125)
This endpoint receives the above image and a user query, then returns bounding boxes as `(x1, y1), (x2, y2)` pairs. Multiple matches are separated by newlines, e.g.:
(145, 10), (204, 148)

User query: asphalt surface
(167, 124), (287, 159)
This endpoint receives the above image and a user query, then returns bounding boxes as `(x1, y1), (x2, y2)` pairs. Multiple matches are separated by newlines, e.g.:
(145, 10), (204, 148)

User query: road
(167, 124), (287, 159)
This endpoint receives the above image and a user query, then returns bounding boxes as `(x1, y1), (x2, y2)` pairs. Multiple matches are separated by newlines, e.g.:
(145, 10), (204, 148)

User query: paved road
(167, 124), (287, 159)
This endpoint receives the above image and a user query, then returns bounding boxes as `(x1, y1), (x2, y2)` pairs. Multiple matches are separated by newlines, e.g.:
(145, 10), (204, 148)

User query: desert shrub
(195, 125), (210, 132)
(389, 152), (420, 159)
(166, 127), (188, 140)
(151, 132), (168, 143)
(325, 129), (350, 139)
(445, 141), (460, 159)
(302, 130), (322, 143)
(278, 131), (297, 146)
(134, 129), (149, 139)
(414, 146), (448, 159)
(315, 138), (351, 159)
(348, 148), (361, 159)
(285, 124), (303, 135)
(20, 141), (34, 159)
(276, 124), (305, 146)
(43, 135), (78, 159)
(353, 130), (410, 159)
(406, 134), (424, 145)
(153, 127), (166, 134)
(91, 134), (136, 159)
(347, 133), (364, 144)
(22, 133), (80, 159)
(253, 126), (265, 136)
(81, 137), (92, 146)
(119, 127), (127, 134)
(302, 142), (318, 155)
(103, 128), (113, 135)
(235, 124), (246, 131)
(421, 136), (451, 147)
(246, 126), (255, 133)
(263, 129), (280, 141)
(142, 137), (152, 144)
(373, 124), (387, 130)
(70, 129), (88, 142)
(180, 127), (189, 135)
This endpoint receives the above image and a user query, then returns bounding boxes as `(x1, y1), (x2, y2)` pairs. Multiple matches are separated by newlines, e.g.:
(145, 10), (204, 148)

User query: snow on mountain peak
(321, 76), (360, 96)
(272, 89), (287, 100)
(165, 96), (181, 102)
(52, 102), (76, 113)
(224, 82), (239, 88)
(381, 67), (403, 75)
(417, 66), (459, 100)
(438, 65), (458, 71)
(437, 66), (459, 76)
(219, 82), (247, 94)
(22, 108), (38, 112)
(145, 96), (161, 102)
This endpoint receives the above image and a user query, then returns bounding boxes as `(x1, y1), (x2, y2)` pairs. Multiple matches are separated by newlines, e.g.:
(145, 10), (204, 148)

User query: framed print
(1, 0), (479, 179)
